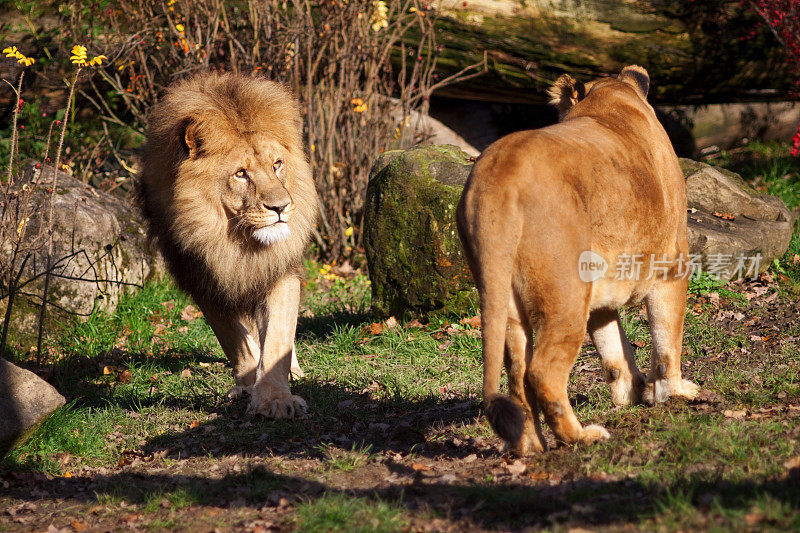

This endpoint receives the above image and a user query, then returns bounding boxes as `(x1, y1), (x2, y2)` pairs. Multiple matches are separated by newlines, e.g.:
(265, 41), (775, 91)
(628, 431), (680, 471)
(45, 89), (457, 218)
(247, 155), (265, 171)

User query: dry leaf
(744, 513), (765, 526)
(179, 368), (192, 379)
(460, 315), (481, 328)
(385, 316), (399, 329)
(368, 322), (384, 335)
(153, 323), (167, 336)
(70, 520), (88, 532)
(406, 319), (425, 328)
(411, 462), (432, 471)
(161, 301), (176, 311)
(189, 420), (200, 429)
(102, 366), (113, 375)
(463, 453), (477, 463)
(181, 305), (203, 322)
(118, 369), (132, 384)
(504, 460), (526, 475)
(712, 211), (735, 220)
(723, 409), (746, 419)
(528, 471), (550, 480)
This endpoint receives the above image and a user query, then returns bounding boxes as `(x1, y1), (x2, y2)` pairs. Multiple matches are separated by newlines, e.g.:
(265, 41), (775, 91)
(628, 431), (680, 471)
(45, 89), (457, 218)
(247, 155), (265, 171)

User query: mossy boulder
(364, 145), (476, 318)
(365, 146), (795, 318)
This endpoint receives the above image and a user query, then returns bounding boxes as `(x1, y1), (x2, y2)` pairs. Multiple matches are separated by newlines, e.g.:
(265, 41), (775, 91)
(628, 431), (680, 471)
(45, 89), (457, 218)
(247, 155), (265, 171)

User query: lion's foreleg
(197, 301), (260, 399)
(642, 279), (699, 404)
(247, 275), (308, 419)
(588, 309), (645, 406)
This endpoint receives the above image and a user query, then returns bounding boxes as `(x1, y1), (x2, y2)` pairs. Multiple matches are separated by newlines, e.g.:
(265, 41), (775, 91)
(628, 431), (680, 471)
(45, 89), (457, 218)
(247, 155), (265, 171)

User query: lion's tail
(456, 168), (525, 444)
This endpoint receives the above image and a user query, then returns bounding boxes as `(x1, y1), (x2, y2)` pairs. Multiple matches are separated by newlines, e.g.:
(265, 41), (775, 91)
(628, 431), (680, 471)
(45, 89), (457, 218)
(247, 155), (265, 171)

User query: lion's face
(214, 135), (297, 247)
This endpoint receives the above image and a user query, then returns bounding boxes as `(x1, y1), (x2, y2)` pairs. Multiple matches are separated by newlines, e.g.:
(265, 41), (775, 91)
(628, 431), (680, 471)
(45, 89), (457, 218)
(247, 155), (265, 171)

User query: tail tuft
(484, 393), (525, 443)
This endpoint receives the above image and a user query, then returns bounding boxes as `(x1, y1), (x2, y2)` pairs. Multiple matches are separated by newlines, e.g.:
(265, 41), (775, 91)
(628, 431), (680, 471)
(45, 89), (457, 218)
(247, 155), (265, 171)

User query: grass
(1, 145), (799, 530)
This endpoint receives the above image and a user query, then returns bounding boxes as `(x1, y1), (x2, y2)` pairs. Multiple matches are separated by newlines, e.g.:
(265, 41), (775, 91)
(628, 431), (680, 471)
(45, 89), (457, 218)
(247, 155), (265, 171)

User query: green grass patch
(293, 493), (408, 533)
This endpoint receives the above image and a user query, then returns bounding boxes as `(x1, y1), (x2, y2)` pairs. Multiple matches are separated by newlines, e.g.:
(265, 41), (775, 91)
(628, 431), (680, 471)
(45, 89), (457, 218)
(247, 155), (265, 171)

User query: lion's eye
(234, 169), (249, 180)
(273, 160), (283, 172)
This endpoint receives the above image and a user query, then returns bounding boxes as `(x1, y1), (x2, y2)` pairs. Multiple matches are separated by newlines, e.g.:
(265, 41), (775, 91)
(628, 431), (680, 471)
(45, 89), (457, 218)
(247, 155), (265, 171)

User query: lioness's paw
(580, 424), (611, 444)
(289, 365), (305, 381)
(247, 394), (308, 419)
(642, 376), (671, 406)
(609, 370), (646, 407)
(226, 385), (250, 400)
(671, 378), (700, 400)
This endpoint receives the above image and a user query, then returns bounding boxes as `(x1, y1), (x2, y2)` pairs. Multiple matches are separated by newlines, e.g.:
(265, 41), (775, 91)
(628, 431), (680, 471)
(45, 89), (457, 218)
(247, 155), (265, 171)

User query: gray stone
(1, 165), (165, 344)
(682, 158), (795, 280)
(0, 358), (65, 456)
(364, 146), (795, 317)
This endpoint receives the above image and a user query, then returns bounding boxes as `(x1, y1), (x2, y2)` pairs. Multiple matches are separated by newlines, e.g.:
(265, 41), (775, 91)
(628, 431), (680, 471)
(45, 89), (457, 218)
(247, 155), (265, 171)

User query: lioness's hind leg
(504, 313), (545, 455)
(588, 309), (645, 406)
(527, 320), (610, 445)
(643, 279), (699, 405)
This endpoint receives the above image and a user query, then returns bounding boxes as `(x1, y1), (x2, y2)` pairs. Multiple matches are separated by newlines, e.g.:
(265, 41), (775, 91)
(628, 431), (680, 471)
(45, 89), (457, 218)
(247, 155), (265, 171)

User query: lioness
(456, 65), (699, 455)
(138, 72), (318, 418)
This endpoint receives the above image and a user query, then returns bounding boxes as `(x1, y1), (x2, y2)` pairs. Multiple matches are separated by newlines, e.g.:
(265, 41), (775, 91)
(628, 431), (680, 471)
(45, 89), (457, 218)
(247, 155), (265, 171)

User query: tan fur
(138, 72), (319, 418)
(457, 65), (699, 455)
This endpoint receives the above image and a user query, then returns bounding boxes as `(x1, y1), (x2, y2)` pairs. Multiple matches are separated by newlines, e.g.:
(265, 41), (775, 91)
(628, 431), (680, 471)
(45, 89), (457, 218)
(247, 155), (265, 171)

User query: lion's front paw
(289, 365), (305, 381)
(608, 368), (646, 407)
(579, 424), (611, 444)
(247, 392), (308, 419)
(642, 375), (671, 406)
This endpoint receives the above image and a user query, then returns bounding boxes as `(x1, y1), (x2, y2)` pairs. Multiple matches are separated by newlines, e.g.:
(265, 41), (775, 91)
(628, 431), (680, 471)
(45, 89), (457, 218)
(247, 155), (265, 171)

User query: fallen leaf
(723, 409), (746, 419)
(70, 520), (88, 532)
(528, 471), (550, 480)
(462, 453), (477, 463)
(406, 319), (425, 328)
(384, 316), (399, 329)
(368, 322), (384, 335)
(712, 211), (735, 220)
(102, 366), (113, 375)
(62, 471), (73, 478)
(632, 340), (646, 348)
(153, 323), (167, 336)
(161, 300), (176, 311)
(189, 420), (200, 429)
(411, 462), (433, 471)
(460, 315), (481, 328)
(744, 513), (765, 526)
(118, 369), (132, 384)
(179, 368), (192, 379)
(504, 459), (526, 475)
(181, 305), (203, 322)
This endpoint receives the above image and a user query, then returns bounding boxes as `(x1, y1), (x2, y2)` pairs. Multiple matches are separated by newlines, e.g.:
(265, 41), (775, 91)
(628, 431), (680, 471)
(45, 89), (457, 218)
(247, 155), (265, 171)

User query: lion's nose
(264, 202), (290, 215)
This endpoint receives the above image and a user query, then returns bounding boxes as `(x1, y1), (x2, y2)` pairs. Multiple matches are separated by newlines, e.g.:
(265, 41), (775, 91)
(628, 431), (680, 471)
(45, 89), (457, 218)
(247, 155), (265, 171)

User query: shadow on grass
(1, 459), (798, 529)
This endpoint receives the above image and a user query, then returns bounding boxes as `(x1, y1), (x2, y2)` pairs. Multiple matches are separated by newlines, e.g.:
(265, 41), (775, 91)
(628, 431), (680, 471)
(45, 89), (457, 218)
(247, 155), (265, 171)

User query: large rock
(364, 145), (476, 317)
(365, 146), (795, 317)
(682, 159), (795, 280)
(0, 165), (164, 344)
(0, 358), (65, 456)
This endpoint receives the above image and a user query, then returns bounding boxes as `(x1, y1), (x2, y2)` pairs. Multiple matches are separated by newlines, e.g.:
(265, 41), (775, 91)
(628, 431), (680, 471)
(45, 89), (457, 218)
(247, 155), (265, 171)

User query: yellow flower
(3, 46), (35, 66)
(409, 6), (417, 12)
(350, 98), (368, 113)
(88, 55), (107, 66)
(175, 23), (185, 33)
(70, 44), (88, 65)
(345, 226), (354, 237)
(370, 0), (389, 31)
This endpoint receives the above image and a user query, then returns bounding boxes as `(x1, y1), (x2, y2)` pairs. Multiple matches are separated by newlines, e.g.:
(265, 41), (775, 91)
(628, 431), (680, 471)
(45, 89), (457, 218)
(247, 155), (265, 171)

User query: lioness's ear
(547, 74), (585, 118)
(181, 118), (202, 159)
(618, 65), (649, 98)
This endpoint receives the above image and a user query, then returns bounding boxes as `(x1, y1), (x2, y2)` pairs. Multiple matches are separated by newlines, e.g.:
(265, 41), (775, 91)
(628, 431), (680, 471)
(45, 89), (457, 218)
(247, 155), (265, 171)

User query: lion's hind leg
(642, 279), (699, 405)
(502, 303), (546, 456)
(589, 309), (645, 406)
(527, 305), (610, 446)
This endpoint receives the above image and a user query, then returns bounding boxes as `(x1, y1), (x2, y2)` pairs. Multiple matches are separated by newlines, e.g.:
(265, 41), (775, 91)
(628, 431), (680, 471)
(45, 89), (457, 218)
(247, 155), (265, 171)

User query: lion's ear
(618, 65), (649, 98)
(547, 74), (585, 118)
(182, 119), (202, 159)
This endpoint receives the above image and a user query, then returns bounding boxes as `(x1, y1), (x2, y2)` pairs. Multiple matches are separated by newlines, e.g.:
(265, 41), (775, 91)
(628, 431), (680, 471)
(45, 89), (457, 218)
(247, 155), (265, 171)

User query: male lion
(138, 72), (318, 418)
(456, 65), (700, 455)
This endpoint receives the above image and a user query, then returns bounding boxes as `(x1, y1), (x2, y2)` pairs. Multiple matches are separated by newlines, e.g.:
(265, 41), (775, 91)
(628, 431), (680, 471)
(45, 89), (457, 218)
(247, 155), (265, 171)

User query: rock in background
(0, 358), (65, 457)
(365, 146), (795, 317)
(364, 145), (477, 318)
(0, 165), (164, 345)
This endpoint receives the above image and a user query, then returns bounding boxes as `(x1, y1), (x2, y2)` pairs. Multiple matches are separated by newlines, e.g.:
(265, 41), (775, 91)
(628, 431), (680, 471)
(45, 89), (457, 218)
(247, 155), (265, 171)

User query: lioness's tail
(456, 167), (525, 443)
